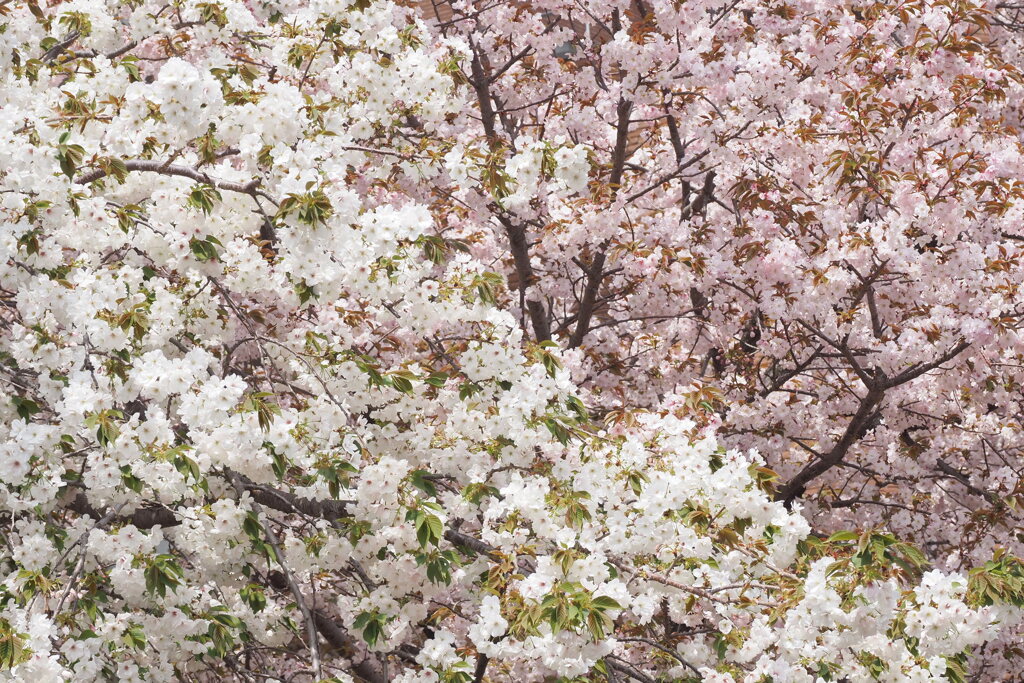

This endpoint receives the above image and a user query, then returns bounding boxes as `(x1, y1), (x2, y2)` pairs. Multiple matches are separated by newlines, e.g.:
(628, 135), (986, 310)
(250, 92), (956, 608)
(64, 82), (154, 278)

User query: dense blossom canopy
(2, 0), (1024, 681)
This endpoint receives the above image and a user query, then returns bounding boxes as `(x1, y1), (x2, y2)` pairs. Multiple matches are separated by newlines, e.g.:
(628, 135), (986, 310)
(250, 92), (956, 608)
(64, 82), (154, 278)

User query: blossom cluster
(1, 0), (1023, 682)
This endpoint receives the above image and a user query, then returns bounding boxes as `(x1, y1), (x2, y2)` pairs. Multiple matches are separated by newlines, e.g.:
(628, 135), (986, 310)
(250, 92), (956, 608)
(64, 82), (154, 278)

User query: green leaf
(591, 596), (621, 611)
(389, 371), (415, 395)
(462, 482), (498, 505)
(713, 632), (728, 660)
(459, 381), (483, 400)
(187, 183), (222, 215)
(56, 139), (86, 179)
(532, 342), (565, 378)
(239, 392), (280, 432)
(294, 279), (318, 304)
(544, 416), (572, 445)
(424, 371), (449, 387)
(96, 156), (128, 183)
(242, 511), (262, 542)
(11, 395), (40, 420)
(421, 235), (447, 264)
(352, 611), (389, 645)
(276, 190), (332, 227)
(565, 395), (588, 421)
(120, 467), (144, 493)
(268, 444), (287, 480)
(120, 55), (141, 81)
(142, 554), (183, 598)
(409, 470), (438, 498)
(418, 550), (458, 585)
(240, 584), (267, 612)
(189, 236), (221, 262)
(415, 511), (444, 548)
(625, 469), (648, 495)
(0, 619), (31, 670)
(123, 624), (147, 650)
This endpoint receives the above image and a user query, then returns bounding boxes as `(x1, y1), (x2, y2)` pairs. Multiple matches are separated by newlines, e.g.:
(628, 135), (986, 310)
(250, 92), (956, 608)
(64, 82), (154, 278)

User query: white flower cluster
(501, 139), (592, 210)
(126, 58), (225, 144)
(552, 144), (591, 195)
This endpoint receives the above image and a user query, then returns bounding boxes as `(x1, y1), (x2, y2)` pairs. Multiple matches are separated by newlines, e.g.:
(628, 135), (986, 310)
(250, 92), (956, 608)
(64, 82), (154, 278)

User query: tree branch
(778, 385), (885, 505)
(569, 97), (633, 348)
(229, 473), (323, 682)
(472, 652), (489, 683)
(263, 573), (388, 683)
(76, 160), (262, 196)
(884, 340), (970, 388)
(498, 215), (551, 341)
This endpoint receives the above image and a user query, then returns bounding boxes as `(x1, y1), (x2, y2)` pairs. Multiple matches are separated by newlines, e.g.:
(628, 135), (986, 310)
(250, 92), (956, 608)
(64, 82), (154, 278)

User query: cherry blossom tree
(1, 0), (1023, 681)
(428, 0), (1024, 673)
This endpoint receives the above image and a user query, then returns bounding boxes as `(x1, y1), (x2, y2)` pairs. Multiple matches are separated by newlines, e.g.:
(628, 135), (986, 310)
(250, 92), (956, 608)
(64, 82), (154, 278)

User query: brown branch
(568, 248), (608, 348)
(64, 477), (351, 530)
(608, 97), (634, 191)
(777, 338), (969, 503)
(472, 652), (489, 683)
(444, 528), (500, 560)
(229, 473), (323, 681)
(759, 345), (823, 397)
(664, 110), (686, 161)
(884, 340), (969, 388)
(66, 478), (497, 562)
(935, 459), (1002, 506)
(43, 31), (80, 63)
(76, 160), (261, 196)
(865, 286), (884, 339)
(795, 319), (877, 387)
(606, 656), (657, 683)
(67, 480), (489, 681)
(487, 44), (533, 84)
(66, 494), (177, 528)
(75, 40), (140, 60)
(469, 45), (500, 144)
(778, 385), (885, 505)
(569, 97), (633, 348)
(311, 608), (388, 683)
(469, 42), (550, 341)
(499, 216), (551, 341)
(261, 573), (387, 683)
(617, 637), (700, 675)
